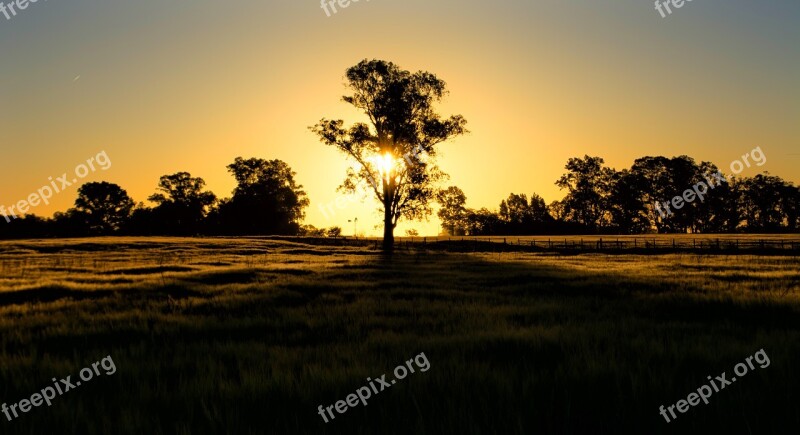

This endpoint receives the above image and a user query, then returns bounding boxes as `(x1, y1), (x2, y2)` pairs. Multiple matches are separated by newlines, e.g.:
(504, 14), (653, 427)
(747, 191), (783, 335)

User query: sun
(372, 152), (400, 180)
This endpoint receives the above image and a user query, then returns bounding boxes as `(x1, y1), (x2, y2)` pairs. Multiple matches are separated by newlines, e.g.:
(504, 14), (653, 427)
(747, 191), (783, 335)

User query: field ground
(0, 237), (799, 434)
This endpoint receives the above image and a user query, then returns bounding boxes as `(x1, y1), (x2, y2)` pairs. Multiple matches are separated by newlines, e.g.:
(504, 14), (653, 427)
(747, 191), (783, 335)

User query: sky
(1, 0), (798, 236)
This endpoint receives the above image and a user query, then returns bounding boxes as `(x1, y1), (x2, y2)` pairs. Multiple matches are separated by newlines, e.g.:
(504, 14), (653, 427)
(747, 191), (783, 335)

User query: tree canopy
(311, 59), (468, 251)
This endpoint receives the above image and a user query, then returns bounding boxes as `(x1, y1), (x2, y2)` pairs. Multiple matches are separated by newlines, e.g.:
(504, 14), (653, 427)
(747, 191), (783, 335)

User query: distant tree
(0, 215), (49, 239)
(123, 203), (158, 236)
(499, 193), (531, 226)
(629, 156), (673, 232)
(311, 59), (468, 252)
(740, 174), (788, 232)
(300, 224), (326, 237)
(215, 158), (309, 235)
(606, 170), (650, 234)
(74, 182), (134, 234)
(528, 193), (552, 223)
(436, 186), (468, 236)
(665, 156), (707, 233)
(548, 200), (567, 221)
(629, 156), (710, 233)
(464, 208), (501, 235)
(148, 172), (216, 235)
(405, 229), (419, 237)
(51, 209), (91, 237)
(780, 183), (800, 232)
(693, 161), (737, 233)
(555, 156), (614, 230)
(326, 226), (343, 238)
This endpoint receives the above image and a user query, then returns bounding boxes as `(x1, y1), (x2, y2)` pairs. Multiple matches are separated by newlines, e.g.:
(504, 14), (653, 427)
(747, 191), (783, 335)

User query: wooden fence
(294, 236), (800, 255)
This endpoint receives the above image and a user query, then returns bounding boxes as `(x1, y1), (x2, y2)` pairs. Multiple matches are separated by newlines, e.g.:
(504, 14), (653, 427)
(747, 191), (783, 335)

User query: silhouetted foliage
(298, 224), (341, 237)
(74, 182), (135, 234)
(436, 186), (468, 236)
(438, 155), (798, 236)
(145, 172), (217, 235)
(1, 152), (797, 239)
(497, 193), (554, 235)
(555, 156), (614, 230)
(0, 159), (309, 239)
(311, 59), (468, 251)
(209, 158), (309, 235)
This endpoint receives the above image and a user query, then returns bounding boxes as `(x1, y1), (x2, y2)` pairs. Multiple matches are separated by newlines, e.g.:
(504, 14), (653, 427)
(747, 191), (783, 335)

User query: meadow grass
(0, 237), (798, 434)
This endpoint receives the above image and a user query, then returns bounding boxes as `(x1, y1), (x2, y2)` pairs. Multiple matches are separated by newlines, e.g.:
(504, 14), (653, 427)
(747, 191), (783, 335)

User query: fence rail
(293, 236), (800, 255)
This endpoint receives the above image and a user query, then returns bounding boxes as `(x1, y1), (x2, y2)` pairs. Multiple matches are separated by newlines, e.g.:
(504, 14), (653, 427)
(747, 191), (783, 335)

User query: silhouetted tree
(464, 208), (502, 235)
(740, 174), (788, 232)
(498, 193), (555, 234)
(780, 183), (800, 232)
(123, 203), (159, 236)
(555, 156), (613, 231)
(499, 194), (530, 226)
(0, 215), (49, 239)
(692, 162), (737, 233)
(52, 209), (91, 237)
(148, 172), (216, 235)
(74, 182), (134, 234)
(213, 158), (308, 235)
(528, 194), (552, 224)
(630, 156), (712, 233)
(436, 186), (468, 236)
(606, 169), (650, 234)
(299, 224), (326, 237)
(311, 59), (468, 251)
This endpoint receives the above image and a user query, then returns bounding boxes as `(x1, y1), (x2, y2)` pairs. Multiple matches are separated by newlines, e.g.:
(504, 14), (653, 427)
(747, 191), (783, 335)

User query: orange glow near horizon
(0, 1), (797, 236)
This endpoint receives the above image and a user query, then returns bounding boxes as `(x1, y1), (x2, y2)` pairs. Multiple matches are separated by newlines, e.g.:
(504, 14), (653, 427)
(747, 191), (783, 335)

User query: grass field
(0, 237), (799, 434)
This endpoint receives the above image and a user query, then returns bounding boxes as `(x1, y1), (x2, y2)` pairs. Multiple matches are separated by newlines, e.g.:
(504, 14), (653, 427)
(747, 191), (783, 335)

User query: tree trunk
(382, 200), (394, 252)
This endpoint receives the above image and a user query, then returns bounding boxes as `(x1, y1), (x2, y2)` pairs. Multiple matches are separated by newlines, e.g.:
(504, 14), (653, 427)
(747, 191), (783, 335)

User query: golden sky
(1, 0), (798, 235)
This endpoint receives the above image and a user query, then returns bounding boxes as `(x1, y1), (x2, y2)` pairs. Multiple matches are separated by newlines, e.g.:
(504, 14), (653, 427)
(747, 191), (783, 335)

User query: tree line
(437, 155), (799, 236)
(0, 157), (338, 239)
(1, 153), (797, 240)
